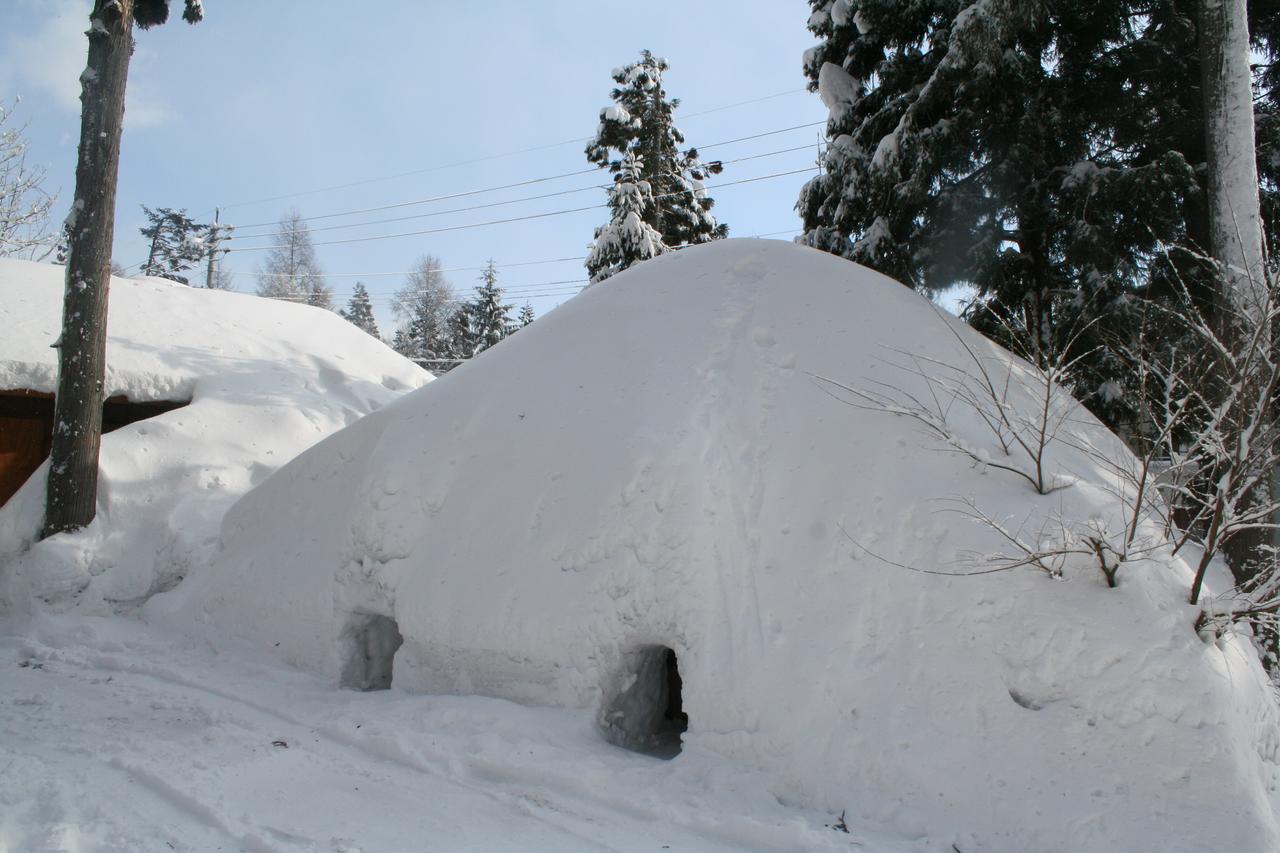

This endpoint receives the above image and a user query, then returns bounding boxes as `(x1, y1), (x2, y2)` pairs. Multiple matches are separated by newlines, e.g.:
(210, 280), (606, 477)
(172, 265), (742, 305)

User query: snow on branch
(0, 100), (58, 260)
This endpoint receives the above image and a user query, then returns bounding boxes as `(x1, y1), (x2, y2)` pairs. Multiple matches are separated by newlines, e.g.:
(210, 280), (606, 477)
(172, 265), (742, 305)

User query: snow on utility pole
(43, 0), (203, 539)
(1201, 0), (1264, 323)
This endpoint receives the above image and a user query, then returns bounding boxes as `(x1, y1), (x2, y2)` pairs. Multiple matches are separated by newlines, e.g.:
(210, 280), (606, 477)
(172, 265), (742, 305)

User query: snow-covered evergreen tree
(392, 255), (455, 362)
(139, 205), (208, 284)
(256, 209), (332, 309)
(444, 302), (475, 365)
(797, 0), (1279, 429)
(468, 261), (514, 351)
(340, 282), (380, 338)
(585, 50), (726, 273)
(517, 302), (535, 328)
(390, 326), (412, 357)
(586, 153), (668, 283)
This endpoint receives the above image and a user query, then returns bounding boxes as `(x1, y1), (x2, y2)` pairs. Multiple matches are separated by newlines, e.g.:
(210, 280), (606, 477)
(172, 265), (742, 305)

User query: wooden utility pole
(43, 0), (137, 537)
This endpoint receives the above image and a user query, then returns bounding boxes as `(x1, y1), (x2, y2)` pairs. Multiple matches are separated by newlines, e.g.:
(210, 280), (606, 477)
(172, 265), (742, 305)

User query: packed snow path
(0, 615), (884, 852)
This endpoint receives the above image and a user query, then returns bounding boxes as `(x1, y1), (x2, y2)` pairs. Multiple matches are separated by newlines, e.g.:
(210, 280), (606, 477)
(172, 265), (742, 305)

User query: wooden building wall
(0, 390), (187, 508)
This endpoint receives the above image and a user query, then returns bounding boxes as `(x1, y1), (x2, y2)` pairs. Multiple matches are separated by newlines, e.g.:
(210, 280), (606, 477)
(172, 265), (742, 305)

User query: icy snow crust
(0, 259), (429, 605)
(154, 240), (1279, 850)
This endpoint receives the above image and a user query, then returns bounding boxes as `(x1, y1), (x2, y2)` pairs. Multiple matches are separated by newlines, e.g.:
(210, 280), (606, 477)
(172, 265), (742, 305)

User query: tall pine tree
(468, 261), (514, 351)
(586, 153), (667, 283)
(797, 0), (1278, 426)
(340, 282), (380, 338)
(585, 50), (726, 281)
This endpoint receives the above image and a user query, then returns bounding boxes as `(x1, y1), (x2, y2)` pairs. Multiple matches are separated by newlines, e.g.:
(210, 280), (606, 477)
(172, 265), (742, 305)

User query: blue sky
(1, 0), (827, 334)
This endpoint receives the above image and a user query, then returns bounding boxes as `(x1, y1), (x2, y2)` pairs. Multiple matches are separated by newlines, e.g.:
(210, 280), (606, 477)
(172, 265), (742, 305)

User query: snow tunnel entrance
(599, 645), (687, 758)
(340, 614), (403, 691)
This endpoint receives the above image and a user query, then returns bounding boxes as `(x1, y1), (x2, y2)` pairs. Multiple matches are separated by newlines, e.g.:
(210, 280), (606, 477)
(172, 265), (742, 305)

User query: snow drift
(153, 240), (1280, 851)
(0, 259), (429, 609)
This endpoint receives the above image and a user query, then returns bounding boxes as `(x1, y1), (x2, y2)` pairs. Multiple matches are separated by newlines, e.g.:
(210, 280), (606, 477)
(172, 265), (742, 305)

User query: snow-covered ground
(3, 244), (1280, 851)
(1, 612), (881, 853)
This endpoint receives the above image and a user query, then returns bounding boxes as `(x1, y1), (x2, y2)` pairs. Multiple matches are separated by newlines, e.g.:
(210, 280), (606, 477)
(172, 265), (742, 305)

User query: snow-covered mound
(0, 259), (429, 609)
(153, 240), (1279, 851)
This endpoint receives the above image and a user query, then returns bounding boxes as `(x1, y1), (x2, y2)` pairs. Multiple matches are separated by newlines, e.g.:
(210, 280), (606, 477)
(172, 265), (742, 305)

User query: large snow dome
(0, 259), (429, 608)
(153, 240), (1280, 851)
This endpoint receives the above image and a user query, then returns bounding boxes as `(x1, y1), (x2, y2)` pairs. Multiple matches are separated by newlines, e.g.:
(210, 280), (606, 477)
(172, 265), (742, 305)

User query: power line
(224, 167), (819, 254)
(264, 277), (590, 304)
(253, 228), (804, 302)
(230, 167), (599, 231)
(229, 144), (818, 242)
(226, 121), (825, 233)
(678, 88), (807, 120)
(215, 89), (813, 212)
(129, 227), (803, 292)
(222, 255), (588, 280)
(699, 121), (824, 151)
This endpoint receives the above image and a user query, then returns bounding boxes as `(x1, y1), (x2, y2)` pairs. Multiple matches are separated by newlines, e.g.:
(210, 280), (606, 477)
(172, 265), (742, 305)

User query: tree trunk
(1200, 0), (1269, 583)
(1201, 0), (1264, 317)
(144, 229), (160, 277)
(42, 0), (135, 538)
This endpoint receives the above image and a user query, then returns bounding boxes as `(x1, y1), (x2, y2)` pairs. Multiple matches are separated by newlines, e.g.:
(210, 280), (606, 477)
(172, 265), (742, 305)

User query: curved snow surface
(155, 240), (1280, 851)
(0, 259), (429, 607)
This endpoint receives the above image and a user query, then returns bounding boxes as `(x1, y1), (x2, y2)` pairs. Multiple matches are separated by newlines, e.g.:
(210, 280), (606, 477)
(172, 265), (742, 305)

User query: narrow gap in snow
(340, 614), (403, 691)
(599, 645), (686, 758)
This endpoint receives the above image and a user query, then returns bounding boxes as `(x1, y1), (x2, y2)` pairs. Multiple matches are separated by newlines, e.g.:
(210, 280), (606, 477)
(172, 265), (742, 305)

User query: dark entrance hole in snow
(340, 614), (403, 691)
(599, 645), (687, 759)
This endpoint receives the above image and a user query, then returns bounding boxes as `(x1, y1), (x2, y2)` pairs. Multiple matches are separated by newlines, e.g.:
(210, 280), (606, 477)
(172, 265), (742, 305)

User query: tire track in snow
(103, 757), (278, 853)
(49, 648), (635, 851)
(47, 642), (831, 851)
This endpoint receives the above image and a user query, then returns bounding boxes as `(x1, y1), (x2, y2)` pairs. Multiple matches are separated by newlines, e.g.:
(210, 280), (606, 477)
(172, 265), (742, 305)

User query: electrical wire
(224, 167), (818, 254)
(215, 89), (813, 212)
(242, 228), (804, 302)
(229, 144), (818, 242)
(226, 122), (824, 232)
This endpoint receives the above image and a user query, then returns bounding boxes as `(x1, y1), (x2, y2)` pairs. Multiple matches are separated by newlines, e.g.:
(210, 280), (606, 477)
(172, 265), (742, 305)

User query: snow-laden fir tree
(517, 302), (535, 328)
(340, 282), (380, 338)
(392, 255), (455, 364)
(256, 209), (332, 309)
(585, 49), (726, 280)
(796, 0), (1279, 430)
(139, 205), (207, 283)
(438, 302), (475, 372)
(468, 261), (514, 351)
(0, 99), (57, 259)
(586, 153), (668, 283)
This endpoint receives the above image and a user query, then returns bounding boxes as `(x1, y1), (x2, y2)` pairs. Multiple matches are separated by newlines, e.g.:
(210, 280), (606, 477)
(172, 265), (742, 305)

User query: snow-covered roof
(0, 259), (430, 604)
(148, 240), (1277, 850)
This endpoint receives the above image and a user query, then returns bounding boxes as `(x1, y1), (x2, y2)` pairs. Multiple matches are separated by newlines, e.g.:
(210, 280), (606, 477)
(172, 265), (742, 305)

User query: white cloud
(0, 1), (175, 130)
(0, 2), (85, 112)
